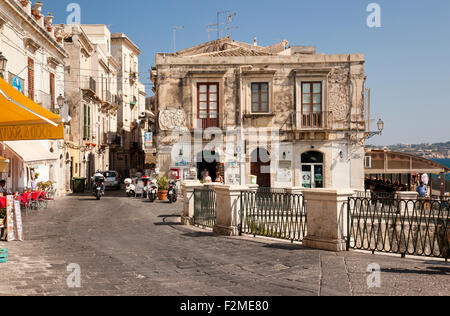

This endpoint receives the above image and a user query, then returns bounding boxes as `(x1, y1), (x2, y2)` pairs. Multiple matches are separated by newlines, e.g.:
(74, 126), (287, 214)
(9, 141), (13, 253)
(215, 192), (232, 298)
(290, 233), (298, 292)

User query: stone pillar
(213, 185), (248, 236)
(247, 184), (259, 192)
(181, 181), (202, 225)
(395, 191), (418, 216)
(286, 187), (304, 195)
(303, 189), (355, 252)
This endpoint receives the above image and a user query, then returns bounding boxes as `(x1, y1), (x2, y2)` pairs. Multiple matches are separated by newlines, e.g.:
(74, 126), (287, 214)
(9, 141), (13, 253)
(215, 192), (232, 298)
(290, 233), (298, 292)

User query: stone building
(111, 33), (147, 178)
(152, 37), (367, 189)
(0, 0), (67, 194)
(62, 24), (119, 186)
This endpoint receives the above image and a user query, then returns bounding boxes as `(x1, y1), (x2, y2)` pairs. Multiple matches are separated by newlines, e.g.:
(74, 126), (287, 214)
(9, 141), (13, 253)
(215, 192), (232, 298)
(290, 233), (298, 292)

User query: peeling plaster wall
(154, 53), (366, 189)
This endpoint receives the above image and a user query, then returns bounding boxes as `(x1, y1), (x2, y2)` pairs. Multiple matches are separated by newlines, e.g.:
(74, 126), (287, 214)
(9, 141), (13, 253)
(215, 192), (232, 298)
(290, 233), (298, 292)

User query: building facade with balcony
(0, 0), (68, 194)
(152, 37), (367, 189)
(62, 23), (119, 188)
(111, 33), (147, 178)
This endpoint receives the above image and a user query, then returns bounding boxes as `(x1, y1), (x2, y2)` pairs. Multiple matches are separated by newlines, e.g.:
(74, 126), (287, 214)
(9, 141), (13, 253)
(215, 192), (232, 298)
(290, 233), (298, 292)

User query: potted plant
(157, 176), (169, 201)
(31, 1), (43, 18)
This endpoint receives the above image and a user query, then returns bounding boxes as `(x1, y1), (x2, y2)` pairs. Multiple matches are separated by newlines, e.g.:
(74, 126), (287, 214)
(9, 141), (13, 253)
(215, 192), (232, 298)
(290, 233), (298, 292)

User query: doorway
(197, 151), (221, 181)
(301, 151), (324, 188)
(251, 148), (271, 188)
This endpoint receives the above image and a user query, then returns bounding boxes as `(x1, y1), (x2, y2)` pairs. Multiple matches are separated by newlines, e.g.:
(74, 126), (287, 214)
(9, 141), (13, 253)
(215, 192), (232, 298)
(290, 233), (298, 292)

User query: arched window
(301, 151), (324, 164)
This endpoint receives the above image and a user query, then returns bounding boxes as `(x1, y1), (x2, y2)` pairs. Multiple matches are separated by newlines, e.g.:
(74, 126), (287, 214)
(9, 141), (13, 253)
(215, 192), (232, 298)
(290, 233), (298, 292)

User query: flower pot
(32, 2), (43, 16)
(20, 0), (31, 7)
(158, 190), (168, 201)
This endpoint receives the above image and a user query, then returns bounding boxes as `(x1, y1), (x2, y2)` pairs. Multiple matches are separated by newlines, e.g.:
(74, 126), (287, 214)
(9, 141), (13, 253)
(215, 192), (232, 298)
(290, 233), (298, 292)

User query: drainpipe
(238, 65), (253, 185)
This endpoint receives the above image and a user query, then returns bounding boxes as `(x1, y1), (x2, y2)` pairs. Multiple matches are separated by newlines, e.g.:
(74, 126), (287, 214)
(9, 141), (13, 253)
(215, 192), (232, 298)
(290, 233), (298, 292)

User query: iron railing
(348, 197), (450, 260)
(193, 187), (216, 228)
(295, 111), (332, 130)
(257, 187), (288, 194)
(240, 191), (307, 242)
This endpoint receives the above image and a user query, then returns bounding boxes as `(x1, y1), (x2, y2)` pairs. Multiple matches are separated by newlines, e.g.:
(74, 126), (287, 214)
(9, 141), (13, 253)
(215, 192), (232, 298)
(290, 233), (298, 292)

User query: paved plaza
(0, 192), (448, 296)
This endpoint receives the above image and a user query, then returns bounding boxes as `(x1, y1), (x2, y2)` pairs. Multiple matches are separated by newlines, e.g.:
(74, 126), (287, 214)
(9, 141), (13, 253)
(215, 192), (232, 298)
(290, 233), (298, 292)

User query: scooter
(142, 176), (151, 199)
(167, 180), (178, 203)
(124, 178), (136, 197)
(148, 179), (158, 202)
(93, 181), (105, 200)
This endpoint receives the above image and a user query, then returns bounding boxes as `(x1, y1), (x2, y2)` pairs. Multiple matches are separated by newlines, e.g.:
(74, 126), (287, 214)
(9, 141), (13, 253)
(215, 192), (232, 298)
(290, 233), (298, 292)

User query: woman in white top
(203, 172), (212, 183)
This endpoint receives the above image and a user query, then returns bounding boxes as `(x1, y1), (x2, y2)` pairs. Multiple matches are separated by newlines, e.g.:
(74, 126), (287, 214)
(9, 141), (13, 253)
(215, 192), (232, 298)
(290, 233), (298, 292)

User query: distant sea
(432, 159), (450, 180)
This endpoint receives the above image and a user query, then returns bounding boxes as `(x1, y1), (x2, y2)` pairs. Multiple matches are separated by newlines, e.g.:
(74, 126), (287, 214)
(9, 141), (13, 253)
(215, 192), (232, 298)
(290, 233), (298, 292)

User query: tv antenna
(206, 23), (218, 41)
(216, 10), (230, 39)
(172, 25), (184, 53)
(226, 12), (238, 37)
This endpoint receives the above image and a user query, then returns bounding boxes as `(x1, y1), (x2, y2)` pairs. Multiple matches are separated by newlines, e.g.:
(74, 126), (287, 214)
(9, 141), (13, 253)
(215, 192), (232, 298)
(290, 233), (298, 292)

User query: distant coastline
(432, 159), (450, 180)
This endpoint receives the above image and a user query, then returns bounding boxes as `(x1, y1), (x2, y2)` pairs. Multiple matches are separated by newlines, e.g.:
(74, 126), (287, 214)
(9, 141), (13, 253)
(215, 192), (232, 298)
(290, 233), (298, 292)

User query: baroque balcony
(295, 111), (332, 130)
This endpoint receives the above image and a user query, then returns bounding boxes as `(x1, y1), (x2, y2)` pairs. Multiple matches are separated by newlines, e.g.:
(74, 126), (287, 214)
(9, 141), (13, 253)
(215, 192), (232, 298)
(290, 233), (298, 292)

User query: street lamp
(365, 118), (385, 140)
(377, 119), (385, 134)
(57, 94), (65, 109)
(0, 52), (7, 79)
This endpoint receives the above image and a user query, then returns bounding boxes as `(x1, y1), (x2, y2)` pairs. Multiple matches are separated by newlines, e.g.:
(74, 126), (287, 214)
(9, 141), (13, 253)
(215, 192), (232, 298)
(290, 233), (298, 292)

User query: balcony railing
(81, 76), (96, 94)
(105, 91), (112, 104)
(36, 90), (52, 111)
(295, 111), (331, 130)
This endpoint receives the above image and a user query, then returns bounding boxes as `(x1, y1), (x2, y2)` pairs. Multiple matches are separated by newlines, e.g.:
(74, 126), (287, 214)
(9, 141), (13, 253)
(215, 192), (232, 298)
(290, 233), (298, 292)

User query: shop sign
(144, 132), (153, 149)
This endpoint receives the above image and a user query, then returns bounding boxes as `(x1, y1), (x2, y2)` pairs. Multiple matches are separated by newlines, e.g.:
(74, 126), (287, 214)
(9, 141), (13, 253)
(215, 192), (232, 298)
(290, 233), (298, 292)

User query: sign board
(6, 195), (15, 241)
(302, 172), (312, 188)
(144, 132), (153, 149)
(14, 200), (24, 241)
(277, 161), (292, 183)
(12, 77), (23, 94)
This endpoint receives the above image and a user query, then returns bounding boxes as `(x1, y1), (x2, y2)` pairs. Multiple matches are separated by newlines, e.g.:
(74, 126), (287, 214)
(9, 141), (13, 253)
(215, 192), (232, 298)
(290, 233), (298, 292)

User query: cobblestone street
(0, 192), (449, 296)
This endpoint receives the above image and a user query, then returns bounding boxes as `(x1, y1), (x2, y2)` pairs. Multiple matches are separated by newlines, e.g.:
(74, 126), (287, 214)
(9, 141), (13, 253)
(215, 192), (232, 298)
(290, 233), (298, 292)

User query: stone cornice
(6, 0), (68, 60)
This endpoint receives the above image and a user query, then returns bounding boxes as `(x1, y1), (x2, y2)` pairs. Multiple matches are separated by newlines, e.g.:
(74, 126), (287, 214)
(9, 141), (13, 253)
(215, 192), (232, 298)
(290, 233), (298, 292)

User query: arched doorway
(197, 150), (222, 181)
(301, 151), (324, 188)
(251, 148), (271, 188)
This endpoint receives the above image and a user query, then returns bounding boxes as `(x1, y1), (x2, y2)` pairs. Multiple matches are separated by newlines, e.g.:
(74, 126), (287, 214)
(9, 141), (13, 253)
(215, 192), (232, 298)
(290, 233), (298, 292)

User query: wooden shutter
(50, 73), (55, 111)
(27, 58), (34, 101)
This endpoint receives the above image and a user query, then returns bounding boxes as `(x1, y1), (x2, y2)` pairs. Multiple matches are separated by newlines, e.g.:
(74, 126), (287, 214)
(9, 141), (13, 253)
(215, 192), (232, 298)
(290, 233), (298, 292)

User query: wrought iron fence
(240, 191), (307, 242)
(348, 197), (450, 260)
(193, 187), (216, 228)
(257, 187), (288, 194)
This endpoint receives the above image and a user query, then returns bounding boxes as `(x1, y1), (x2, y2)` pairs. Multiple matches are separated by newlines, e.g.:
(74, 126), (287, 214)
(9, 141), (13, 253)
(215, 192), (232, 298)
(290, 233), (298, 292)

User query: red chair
(31, 191), (41, 210)
(0, 197), (6, 209)
(38, 191), (48, 209)
(21, 193), (32, 214)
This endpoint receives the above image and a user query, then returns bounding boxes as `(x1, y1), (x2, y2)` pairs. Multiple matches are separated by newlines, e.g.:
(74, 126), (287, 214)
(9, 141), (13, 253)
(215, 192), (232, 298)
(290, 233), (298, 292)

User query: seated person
(0, 180), (7, 196)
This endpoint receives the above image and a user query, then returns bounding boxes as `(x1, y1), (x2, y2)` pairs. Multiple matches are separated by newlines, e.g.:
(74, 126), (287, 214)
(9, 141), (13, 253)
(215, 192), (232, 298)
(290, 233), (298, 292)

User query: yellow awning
(0, 77), (64, 141)
(0, 156), (9, 173)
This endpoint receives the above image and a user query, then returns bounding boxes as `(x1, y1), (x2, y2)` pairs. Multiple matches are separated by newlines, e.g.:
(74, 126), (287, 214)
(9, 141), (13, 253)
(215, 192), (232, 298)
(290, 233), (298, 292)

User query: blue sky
(42, 0), (450, 145)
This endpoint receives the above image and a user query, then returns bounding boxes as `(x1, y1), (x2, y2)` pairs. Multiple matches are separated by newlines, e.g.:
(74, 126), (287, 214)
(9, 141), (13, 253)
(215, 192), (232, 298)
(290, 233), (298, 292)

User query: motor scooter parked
(142, 176), (151, 199)
(148, 179), (158, 202)
(124, 178), (136, 197)
(167, 180), (178, 203)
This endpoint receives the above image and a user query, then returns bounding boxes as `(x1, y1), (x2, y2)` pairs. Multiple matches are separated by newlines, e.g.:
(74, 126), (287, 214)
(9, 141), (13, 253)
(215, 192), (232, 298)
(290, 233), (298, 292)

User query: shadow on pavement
(181, 231), (217, 238)
(262, 243), (308, 251)
(154, 222), (183, 226)
(158, 214), (180, 218)
(381, 266), (449, 276)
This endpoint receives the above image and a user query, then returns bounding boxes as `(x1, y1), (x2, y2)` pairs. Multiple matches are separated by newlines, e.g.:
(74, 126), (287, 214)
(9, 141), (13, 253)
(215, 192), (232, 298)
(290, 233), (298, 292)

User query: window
(197, 83), (219, 128)
(251, 83), (269, 113)
(301, 82), (323, 128)
(83, 104), (91, 140)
